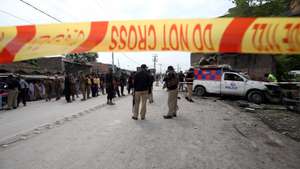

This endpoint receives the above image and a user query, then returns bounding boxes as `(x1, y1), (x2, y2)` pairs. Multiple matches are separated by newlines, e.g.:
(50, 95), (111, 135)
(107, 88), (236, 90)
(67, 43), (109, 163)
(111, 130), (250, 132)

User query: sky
(0, 0), (235, 71)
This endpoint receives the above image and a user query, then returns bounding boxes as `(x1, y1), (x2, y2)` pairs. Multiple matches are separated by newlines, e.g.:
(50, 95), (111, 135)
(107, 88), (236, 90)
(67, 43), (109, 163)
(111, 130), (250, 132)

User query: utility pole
(158, 63), (162, 82)
(153, 54), (158, 86)
(112, 52), (115, 73)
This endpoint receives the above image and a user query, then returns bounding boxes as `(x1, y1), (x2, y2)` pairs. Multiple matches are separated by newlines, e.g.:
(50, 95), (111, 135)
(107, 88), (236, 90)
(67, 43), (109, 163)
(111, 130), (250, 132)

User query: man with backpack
(163, 66), (179, 119)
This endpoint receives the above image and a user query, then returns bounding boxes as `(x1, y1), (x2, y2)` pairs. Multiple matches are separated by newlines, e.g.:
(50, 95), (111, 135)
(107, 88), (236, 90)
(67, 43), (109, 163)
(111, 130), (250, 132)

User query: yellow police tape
(0, 18), (299, 63)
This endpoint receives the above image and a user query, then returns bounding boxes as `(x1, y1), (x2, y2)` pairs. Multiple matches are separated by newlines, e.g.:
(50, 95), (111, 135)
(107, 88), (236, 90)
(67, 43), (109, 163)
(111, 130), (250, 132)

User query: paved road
(0, 94), (108, 142)
(0, 88), (299, 169)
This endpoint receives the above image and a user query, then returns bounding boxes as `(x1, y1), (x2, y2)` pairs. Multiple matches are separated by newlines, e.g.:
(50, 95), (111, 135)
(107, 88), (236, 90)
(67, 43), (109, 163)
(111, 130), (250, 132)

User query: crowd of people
(1, 66), (195, 122)
(0, 75), (64, 110)
(64, 71), (132, 104)
(0, 70), (133, 110)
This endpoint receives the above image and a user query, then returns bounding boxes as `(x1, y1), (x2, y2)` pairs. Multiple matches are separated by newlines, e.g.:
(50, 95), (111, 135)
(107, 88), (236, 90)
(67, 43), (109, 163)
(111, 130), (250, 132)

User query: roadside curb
(0, 95), (129, 150)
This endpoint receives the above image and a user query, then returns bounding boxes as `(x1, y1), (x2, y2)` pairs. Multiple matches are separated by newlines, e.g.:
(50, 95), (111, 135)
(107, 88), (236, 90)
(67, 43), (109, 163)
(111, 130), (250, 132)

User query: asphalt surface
(0, 87), (299, 169)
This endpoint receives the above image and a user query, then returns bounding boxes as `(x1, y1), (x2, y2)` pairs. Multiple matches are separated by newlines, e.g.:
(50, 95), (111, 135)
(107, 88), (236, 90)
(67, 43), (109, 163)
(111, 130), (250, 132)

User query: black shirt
(105, 73), (114, 89)
(178, 73), (185, 82)
(6, 78), (19, 90)
(134, 70), (151, 92)
(185, 72), (194, 83)
(164, 71), (178, 90)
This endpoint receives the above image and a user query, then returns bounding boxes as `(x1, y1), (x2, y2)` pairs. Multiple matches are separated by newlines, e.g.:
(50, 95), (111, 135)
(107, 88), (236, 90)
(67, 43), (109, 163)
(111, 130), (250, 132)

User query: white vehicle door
(221, 73), (246, 96)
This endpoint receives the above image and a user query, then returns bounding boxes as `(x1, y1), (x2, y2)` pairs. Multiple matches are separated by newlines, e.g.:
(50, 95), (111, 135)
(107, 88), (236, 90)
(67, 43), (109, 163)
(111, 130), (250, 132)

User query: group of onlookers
(0, 67), (195, 116)
(64, 71), (131, 104)
(0, 75), (64, 110)
(0, 70), (134, 110)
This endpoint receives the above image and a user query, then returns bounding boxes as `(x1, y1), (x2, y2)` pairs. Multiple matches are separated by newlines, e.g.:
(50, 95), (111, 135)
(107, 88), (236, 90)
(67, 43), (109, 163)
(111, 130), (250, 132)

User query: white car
(193, 71), (271, 104)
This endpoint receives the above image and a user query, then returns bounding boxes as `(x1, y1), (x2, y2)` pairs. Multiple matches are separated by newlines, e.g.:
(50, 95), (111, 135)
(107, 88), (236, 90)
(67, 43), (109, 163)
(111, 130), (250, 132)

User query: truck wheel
(195, 86), (206, 96)
(248, 91), (264, 104)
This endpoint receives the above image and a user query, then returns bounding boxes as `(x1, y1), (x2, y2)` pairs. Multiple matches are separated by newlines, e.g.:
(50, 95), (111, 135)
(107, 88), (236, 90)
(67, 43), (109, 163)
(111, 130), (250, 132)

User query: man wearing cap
(163, 66), (179, 119)
(132, 64), (151, 120)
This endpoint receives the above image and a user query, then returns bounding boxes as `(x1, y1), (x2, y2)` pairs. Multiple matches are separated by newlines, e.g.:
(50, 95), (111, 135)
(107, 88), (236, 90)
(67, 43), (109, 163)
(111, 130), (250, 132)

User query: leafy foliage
(65, 52), (98, 63)
(276, 55), (300, 80)
(227, 0), (300, 81)
(228, 0), (291, 16)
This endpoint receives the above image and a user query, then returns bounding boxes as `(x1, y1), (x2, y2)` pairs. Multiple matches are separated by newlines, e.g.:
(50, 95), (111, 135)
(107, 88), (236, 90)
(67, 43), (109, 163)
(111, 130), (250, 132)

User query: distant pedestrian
(178, 71), (185, 92)
(127, 72), (134, 94)
(115, 76), (121, 97)
(163, 66), (179, 119)
(132, 64), (151, 120)
(79, 72), (87, 101)
(96, 75), (100, 96)
(39, 81), (46, 99)
(105, 68), (115, 105)
(28, 82), (35, 101)
(91, 74), (98, 97)
(70, 74), (76, 101)
(54, 75), (61, 100)
(100, 74), (105, 95)
(64, 74), (72, 103)
(185, 68), (194, 102)
(5, 75), (19, 110)
(18, 77), (29, 106)
(44, 78), (53, 102)
(33, 82), (40, 99)
(75, 76), (80, 98)
(86, 75), (91, 99)
(265, 73), (277, 82)
(120, 73), (126, 96)
(148, 70), (154, 103)
(34, 82), (40, 99)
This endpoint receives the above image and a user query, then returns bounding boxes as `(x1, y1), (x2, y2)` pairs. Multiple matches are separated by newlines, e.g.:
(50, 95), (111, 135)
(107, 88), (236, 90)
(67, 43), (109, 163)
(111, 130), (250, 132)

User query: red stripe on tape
(0, 25), (36, 63)
(71, 21), (108, 53)
(219, 18), (256, 53)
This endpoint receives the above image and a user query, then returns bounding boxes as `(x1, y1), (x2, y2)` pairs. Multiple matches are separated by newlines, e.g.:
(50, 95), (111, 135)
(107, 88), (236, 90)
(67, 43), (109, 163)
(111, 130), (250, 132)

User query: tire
(195, 86), (206, 96)
(247, 91), (264, 104)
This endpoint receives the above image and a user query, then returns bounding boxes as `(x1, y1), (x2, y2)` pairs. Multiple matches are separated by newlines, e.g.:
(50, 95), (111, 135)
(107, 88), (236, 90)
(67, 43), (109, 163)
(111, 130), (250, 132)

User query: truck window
(224, 73), (244, 82)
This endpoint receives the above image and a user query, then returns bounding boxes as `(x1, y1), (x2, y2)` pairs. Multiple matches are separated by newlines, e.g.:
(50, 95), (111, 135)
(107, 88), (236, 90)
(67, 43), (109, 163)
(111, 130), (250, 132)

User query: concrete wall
(35, 57), (64, 73)
(0, 62), (42, 74)
(92, 63), (111, 74)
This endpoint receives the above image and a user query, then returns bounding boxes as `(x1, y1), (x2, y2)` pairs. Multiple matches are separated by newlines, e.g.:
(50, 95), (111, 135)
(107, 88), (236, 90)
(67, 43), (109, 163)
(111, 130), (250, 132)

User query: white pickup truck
(193, 70), (272, 104)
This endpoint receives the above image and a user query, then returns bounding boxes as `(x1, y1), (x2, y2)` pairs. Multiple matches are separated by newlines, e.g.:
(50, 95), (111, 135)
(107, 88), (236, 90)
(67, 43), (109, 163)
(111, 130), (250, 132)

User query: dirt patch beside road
(221, 99), (300, 142)
(256, 109), (300, 141)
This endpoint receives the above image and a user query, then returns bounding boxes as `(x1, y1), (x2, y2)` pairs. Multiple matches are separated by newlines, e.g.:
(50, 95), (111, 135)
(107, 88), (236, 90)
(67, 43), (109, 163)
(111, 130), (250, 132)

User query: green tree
(228, 0), (291, 16)
(227, 0), (300, 81)
(65, 52), (98, 64)
(276, 55), (300, 80)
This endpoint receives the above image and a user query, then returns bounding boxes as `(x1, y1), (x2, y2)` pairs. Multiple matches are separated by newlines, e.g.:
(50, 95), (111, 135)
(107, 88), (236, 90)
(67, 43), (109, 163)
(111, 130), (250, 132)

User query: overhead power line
(0, 9), (32, 24)
(19, 0), (62, 23)
(94, 0), (104, 9)
(121, 53), (140, 65)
